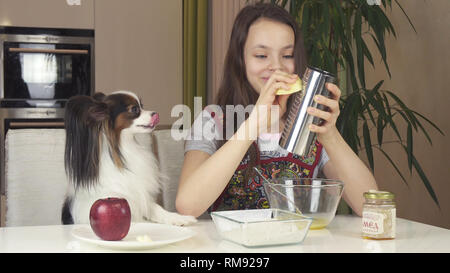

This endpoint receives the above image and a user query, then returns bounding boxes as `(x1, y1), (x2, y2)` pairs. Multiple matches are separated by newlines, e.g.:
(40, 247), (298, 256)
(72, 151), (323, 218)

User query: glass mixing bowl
(263, 178), (344, 229)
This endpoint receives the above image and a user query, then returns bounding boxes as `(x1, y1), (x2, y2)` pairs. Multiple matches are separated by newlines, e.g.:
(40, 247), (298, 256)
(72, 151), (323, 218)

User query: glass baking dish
(211, 209), (312, 247)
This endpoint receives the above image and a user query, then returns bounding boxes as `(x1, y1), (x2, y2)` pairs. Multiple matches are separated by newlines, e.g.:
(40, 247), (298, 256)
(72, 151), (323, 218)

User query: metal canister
(279, 66), (336, 156)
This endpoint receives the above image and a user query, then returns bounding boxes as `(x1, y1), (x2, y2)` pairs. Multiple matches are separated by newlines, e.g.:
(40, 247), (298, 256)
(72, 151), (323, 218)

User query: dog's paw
(161, 213), (198, 226)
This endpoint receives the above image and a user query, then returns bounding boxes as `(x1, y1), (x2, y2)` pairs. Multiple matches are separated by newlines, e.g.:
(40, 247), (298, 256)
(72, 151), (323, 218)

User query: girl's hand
(307, 83), (342, 144)
(252, 70), (298, 134)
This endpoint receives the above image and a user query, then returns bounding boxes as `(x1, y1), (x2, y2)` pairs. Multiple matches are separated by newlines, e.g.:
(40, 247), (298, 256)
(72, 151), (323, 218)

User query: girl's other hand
(307, 83), (342, 144)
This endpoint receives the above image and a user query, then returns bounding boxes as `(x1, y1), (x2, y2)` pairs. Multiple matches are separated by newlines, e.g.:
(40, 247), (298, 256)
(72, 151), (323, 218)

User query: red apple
(89, 197), (131, 241)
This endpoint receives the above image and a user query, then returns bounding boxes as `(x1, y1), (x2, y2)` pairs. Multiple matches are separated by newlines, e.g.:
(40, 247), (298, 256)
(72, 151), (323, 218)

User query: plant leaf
(411, 110), (445, 136)
(378, 91), (402, 142)
(374, 146), (409, 187)
(363, 121), (374, 171)
(394, 0), (417, 34)
(369, 33), (391, 78)
(375, 3), (397, 37)
(353, 10), (366, 88)
(377, 114), (384, 147)
(407, 123), (413, 173)
(386, 91), (418, 130)
(363, 81), (386, 116)
(402, 145), (440, 208)
(413, 115), (433, 145)
(338, 92), (362, 153)
(362, 39), (374, 67)
(342, 43), (358, 90)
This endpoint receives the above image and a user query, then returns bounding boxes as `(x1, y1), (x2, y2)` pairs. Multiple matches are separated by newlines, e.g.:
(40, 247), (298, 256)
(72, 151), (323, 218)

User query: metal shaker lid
(307, 66), (336, 78)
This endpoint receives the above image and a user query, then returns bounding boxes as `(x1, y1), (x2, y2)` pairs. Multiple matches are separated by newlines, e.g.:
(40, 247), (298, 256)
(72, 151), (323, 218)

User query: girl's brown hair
(215, 3), (308, 179)
(216, 3), (307, 107)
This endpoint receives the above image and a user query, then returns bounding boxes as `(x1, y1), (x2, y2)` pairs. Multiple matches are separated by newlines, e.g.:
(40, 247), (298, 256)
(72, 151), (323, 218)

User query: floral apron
(210, 141), (323, 211)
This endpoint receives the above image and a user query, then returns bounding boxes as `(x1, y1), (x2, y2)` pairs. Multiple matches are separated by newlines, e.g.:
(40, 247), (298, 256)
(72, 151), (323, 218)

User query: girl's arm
(321, 128), (378, 216)
(309, 83), (378, 216)
(176, 116), (255, 217)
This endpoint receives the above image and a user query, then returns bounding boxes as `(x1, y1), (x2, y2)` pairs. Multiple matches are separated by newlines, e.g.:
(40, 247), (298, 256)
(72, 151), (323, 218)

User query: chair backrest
(151, 129), (185, 213)
(5, 129), (68, 227)
(152, 129), (209, 219)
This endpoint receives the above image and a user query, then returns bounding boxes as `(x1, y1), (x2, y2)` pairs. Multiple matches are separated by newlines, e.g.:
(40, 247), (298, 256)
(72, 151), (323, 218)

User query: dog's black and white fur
(61, 91), (196, 226)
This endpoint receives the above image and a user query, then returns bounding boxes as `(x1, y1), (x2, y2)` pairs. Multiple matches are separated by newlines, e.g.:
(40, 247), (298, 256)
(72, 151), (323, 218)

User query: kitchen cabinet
(94, 0), (183, 126)
(0, 0), (94, 29)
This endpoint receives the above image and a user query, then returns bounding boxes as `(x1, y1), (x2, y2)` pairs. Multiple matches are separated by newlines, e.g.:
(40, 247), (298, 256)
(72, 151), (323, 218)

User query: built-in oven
(0, 27), (94, 225)
(0, 26), (94, 108)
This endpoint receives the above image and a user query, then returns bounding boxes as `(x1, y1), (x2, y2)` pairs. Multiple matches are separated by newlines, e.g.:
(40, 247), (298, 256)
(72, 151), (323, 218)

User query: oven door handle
(8, 48), (88, 55)
(8, 121), (65, 129)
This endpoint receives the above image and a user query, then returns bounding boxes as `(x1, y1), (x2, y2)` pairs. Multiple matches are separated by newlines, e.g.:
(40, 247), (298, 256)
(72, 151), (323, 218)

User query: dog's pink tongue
(150, 113), (160, 127)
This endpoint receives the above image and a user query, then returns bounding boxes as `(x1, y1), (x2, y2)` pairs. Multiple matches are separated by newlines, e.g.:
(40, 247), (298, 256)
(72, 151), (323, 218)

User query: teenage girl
(176, 3), (378, 217)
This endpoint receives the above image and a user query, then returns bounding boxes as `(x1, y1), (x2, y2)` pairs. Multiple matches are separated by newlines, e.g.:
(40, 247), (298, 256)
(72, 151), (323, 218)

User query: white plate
(71, 222), (196, 250)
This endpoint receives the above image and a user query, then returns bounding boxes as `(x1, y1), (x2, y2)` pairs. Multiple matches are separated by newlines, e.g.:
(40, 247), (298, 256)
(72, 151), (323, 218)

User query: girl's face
(244, 18), (295, 94)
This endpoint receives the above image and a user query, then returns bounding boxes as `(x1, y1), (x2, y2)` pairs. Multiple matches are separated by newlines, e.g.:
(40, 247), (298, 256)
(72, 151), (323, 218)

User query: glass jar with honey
(362, 190), (396, 240)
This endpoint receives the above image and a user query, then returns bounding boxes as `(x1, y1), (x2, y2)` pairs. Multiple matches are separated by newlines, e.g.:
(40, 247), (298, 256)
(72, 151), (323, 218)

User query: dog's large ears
(88, 101), (108, 123)
(88, 92), (108, 123)
(93, 92), (106, 102)
(65, 95), (109, 126)
(65, 95), (108, 187)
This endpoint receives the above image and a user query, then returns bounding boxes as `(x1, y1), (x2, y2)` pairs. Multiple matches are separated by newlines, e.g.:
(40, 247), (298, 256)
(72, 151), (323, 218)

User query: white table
(1, 215), (449, 253)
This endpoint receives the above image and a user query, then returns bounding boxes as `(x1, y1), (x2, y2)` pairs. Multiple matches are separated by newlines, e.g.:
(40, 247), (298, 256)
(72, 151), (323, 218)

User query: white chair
(152, 129), (209, 219)
(151, 129), (182, 213)
(4, 129), (68, 227)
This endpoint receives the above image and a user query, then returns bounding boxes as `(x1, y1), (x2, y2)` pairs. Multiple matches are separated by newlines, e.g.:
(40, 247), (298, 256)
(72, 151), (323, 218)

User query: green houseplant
(266, 0), (444, 206)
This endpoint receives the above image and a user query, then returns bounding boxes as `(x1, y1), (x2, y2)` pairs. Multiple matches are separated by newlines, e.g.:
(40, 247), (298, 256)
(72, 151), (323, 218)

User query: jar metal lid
(363, 190), (395, 200)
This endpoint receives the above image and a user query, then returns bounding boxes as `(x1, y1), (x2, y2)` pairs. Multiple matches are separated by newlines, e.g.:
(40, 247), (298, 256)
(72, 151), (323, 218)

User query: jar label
(362, 211), (385, 235)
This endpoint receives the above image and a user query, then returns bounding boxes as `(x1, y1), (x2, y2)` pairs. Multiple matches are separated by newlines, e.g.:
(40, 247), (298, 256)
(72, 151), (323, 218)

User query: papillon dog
(61, 91), (197, 226)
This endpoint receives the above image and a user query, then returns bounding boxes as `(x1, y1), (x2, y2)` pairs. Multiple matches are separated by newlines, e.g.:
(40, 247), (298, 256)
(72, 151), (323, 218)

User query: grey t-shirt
(184, 110), (329, 177)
